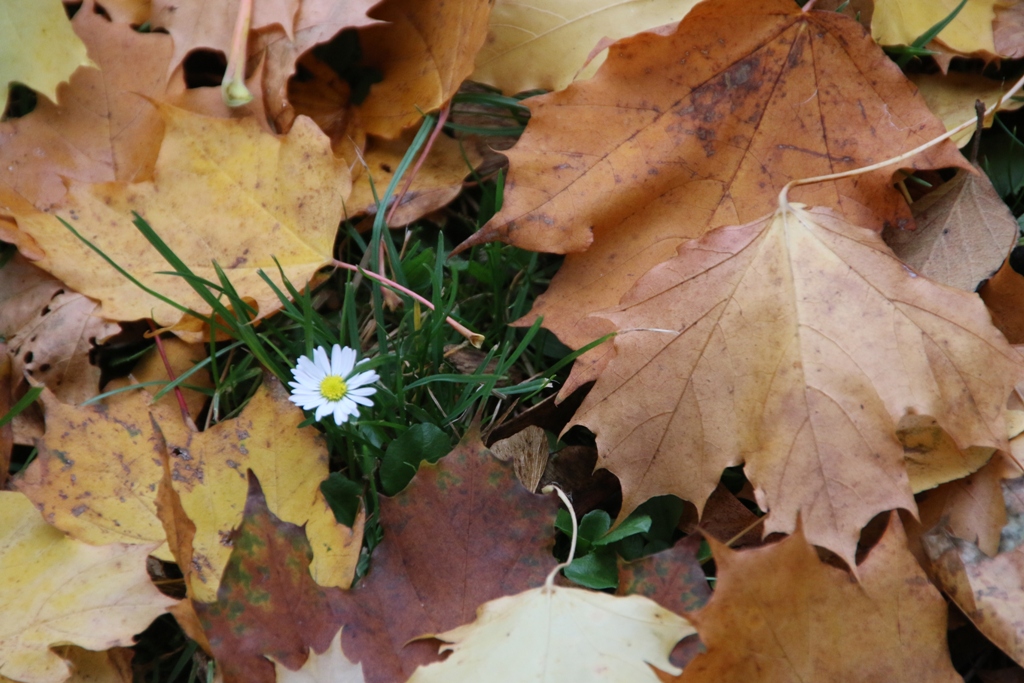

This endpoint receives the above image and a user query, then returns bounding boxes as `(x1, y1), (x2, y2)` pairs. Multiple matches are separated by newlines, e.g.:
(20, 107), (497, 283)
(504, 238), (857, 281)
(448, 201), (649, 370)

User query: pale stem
(221, 0), (253, 107)
(542, 484), (577, 591)
(330, 259), (484, 347)
(779, 71), (1024, 207)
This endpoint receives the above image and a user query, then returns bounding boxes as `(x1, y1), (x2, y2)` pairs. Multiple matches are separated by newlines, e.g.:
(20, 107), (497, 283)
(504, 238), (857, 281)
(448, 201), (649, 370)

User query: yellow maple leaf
(472, 0), (700, 94)
(10, 104), (350, 338)
(161, 376), (362, 602)
(872, 0), (1003, 56)
(0, 0), (94, 108)
(0, 491), (175, 683)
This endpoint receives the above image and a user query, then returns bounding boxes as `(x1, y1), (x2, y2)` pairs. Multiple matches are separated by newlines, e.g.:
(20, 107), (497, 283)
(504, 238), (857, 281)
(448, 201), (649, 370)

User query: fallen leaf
(151, 0), (299, 76)
(489, 425), (548, 493)
(911, 73), (1024, 148)
(471, 0), (700, 94)
(572, 203), (1024, 563)
(270, 627), (366, 683)
(899, 415), (998, 493)
(407, 581), (695, 683)
(355, 0), (493, 138)
(194, 473), (346, 683)
(334, 430), (560, 683)
(0, 490), (175, 683)
(995, 2), (1024, 58)
(162, 375), (360, 601)
(8, 288), (120, 406)
(616, 534), (711, 616)
(0, 0), (93, 108)
(924, 525), (1024, 667)
(872, 0), (1003, 57)
(904, 453), (1017, 572)
(980, 249), (1024, 344)
(346, 131), (480, 227)
(616, 535), (711, 673)
(286, 54), (364, 162)
(0, 253), (63, 341)
(252, 0), (378, 127)
(460, 0), (965, 389)
(0, 1), (171, 210)
(687, 485), (762, 548)
(14, 390), (180, 558)
(884, 166), (1017, 292)
(10, 104), (350, 335)
(682, 514), (961, 683)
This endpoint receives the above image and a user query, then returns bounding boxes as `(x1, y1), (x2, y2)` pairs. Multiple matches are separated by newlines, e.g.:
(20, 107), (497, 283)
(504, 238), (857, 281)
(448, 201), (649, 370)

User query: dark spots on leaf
(72, 505), (87, 517)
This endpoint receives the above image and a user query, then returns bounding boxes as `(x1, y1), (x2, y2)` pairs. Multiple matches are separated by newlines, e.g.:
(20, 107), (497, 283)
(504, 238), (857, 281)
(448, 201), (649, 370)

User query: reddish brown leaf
(617, 535), (711, 616)
(617, 535), (711, 673)
(682, 514), (960, 683)
(335, 430), (560, 683)
(193, 472), (346, 683)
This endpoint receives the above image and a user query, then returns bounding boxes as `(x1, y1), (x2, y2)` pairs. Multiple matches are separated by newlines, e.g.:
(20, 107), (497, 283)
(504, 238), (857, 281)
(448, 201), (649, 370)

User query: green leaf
(320, 474), (363, 527)
(594, 514), (651, 546)
(379, 423), (451, 495)
(577, 510), (612, 553)
(563, 548), (618, 590)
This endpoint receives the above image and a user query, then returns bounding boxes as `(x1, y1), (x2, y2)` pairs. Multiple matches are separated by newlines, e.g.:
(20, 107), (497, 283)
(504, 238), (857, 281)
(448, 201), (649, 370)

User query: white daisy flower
(288, 344), (379, 425)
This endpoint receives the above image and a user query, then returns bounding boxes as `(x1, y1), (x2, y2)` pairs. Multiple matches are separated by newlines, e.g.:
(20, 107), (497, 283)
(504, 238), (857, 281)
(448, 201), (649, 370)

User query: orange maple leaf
(461, 0), (967, 391)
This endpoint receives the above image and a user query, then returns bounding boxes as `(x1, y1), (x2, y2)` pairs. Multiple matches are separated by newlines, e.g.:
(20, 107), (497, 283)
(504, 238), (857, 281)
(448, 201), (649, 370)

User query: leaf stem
(779, 71), (1024, 207)
(542, 484), (577, 591)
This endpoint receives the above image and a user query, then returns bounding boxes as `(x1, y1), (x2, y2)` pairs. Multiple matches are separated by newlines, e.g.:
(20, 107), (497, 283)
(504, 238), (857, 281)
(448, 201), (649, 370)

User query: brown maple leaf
(571, 203), (1023, 564)
(458, 0), (967, 391)
(681, 514), (961, 683)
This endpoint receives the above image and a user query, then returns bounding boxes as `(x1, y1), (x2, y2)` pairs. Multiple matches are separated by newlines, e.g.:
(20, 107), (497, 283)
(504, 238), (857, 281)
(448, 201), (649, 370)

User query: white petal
(292, 366), (321, 385)
(348, 393), (374, 407)
(347, 386), (377, 398)
(332, 345), (357, 377)
(313, 346), (332, 376)
(294, 355), (319, 377)
(347, 371), (379, 388)
(332, 403), (355, 425)
(314, 401), (336, 421)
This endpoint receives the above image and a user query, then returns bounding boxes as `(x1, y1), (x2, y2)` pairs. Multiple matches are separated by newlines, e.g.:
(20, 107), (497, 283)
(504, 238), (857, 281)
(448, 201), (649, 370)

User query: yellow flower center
(319, 375), (348, 401)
